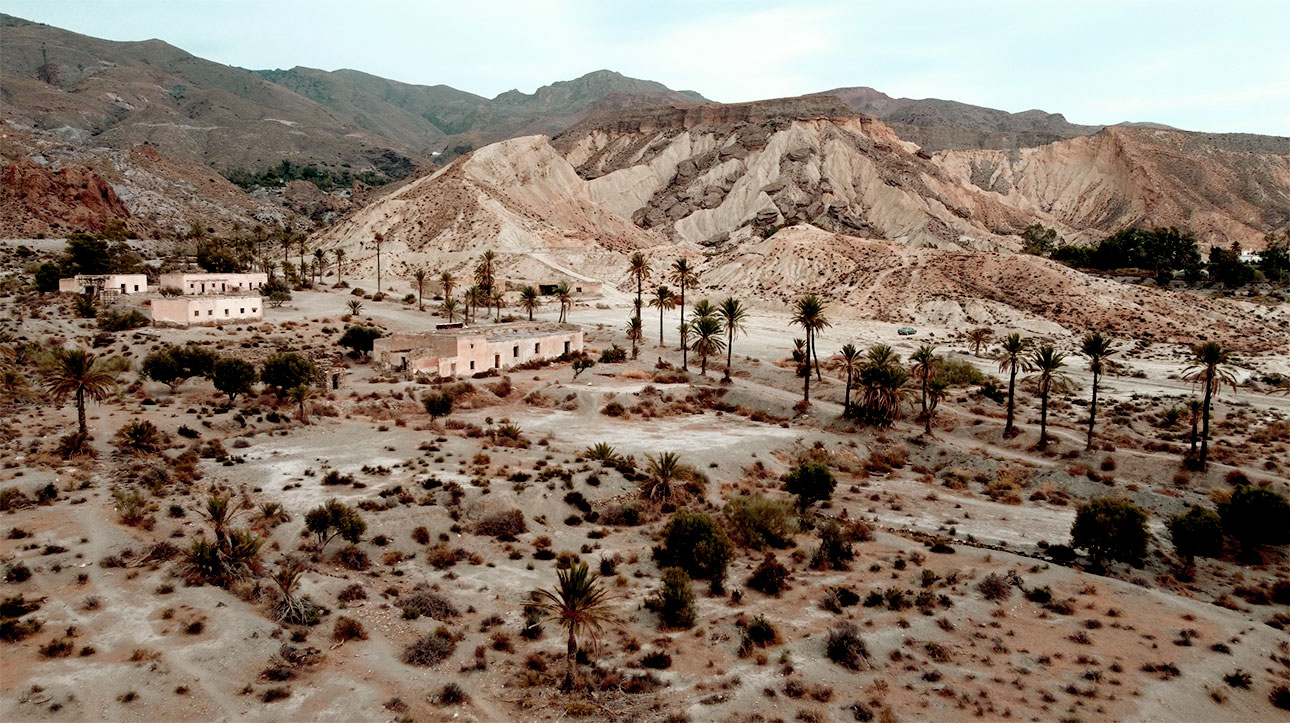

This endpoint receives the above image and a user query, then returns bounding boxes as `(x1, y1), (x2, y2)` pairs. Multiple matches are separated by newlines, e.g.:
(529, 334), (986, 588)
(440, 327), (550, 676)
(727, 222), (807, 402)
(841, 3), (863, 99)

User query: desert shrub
(1223, 669), (1253, 689)
(1272, 685), (1290, 710)
(0, 616), (43, 642)
(599, 344), (627, 363)
(821, 586), (861, 613)
(304, 499), (366, 552)
(977, 573), (1013, 601)
(640, 651), (672, 669)
(1071, 497), (1150, 565)
(1218, 485), (1290, 556)
(97, 308), (148, 331)
(810, 521), (855, 570)
(434, 682), (468, 705)
(402, 626), (456, 667)
(742, 615), (779, 650)
(600, 401), (626, 417)
(411, 526), (431, 544)
(474, 509), (526, 540)
(333, 616), (367, 642)
(654, 511), (733, 589)
(825, 622), (869, 670)
(400, 590), (459, 621)
(112, 489), (148, 526)
(422, 391), (454, 420)
(784, 461), (836, 512)
(338, 325), (383, 359)
(935, 356), (985, 386)
(39, 637), (74, 658)
(337, 583), (366, 603)
(335, 544), (370, 571)
(724, 494), (796, 550)
(1167, 506), (1224, 564)
(645, 567), (696, 629)
(747, 554), (790, 596)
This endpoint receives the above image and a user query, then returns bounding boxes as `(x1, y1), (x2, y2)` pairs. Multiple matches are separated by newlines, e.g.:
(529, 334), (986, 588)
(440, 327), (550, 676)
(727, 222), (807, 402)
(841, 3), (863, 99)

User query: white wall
(152, 296), (263, 326)
(158, 273), (268, 295)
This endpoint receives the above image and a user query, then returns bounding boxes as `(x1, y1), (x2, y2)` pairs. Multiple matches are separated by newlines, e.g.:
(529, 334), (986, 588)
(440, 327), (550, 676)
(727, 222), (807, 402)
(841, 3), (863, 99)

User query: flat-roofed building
(151, 295), (263, 327)
(58, 273), (148, 297)
(373, 321), (583, 377)
(158, 272), (268, 295)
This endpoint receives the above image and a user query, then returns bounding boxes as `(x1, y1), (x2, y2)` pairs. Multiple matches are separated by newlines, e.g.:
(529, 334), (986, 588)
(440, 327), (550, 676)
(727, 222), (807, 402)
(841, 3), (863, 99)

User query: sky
(5, 0), (1289, 135)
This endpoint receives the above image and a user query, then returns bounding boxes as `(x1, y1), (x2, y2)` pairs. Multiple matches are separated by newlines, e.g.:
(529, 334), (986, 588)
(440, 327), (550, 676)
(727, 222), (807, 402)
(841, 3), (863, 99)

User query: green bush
(645, 567), (696, 629)
(1167, 506), (1224, 564)
(304, 499), (366, 552)
(654, 512), (733, 590)
(746, 554), (790, 596)
(785, 461), (836, 512)
(1218, 485), (1290, 555)
(1071, 497), (1150, 565)
(212, 357), (258, 403)
(261, 352), (318, 396)
(97, 308), (148, 331)
(809, 521), (855, 570)
(338, 325), (383, 359)
(723, 494), (796, 550)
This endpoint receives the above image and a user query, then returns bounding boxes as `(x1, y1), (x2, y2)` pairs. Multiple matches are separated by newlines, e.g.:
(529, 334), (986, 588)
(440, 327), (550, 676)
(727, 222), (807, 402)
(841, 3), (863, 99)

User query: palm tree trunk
(1004, 362), (1018, 436)
(563, 628), (577, 691)
(812, 333), (822, 381)
(76, 387), (87, 437)
(1038, 382), (1050, 448)
(725, 328), (734, 381)
(844, 370), (852, 413)
(376, 247), (381, 293)
(1200, 372), (1214, 464)
(659, 308), (665, 347)
(1086, 371), (1099, 450)
(679, 283), (687, 370)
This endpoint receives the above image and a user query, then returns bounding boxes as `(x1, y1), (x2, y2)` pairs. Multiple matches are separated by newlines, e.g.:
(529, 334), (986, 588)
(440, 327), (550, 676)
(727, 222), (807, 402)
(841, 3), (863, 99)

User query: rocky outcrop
(0, 160), (135, 236)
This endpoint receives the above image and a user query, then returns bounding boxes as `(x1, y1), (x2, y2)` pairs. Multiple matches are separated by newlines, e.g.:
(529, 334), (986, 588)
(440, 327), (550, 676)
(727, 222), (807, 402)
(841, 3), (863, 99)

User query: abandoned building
(158, 272), (269, 295)
(151, 295), (263, 327)
(58, 273), (148, 298)
(372, 322), (583, 377)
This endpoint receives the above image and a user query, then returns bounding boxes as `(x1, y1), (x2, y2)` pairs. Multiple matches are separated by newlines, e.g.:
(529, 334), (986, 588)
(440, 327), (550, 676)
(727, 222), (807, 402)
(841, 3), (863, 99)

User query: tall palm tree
(792, 295), (830, 381)
(688, 316), (726, 376)
(717, 297), (748, 382)
(1182, 341), (1238, 466)
(858, 360), (913, 427)
(993, 333), (1032, 437)
(1080, 333), (1117, 450)
(833, 343), (864, 414)
(373, 232), (384, 293)
(629, 252), (649, 323)
(438, 270), (456, 301)
(909, 345), (938, 425)
(529, 561), (617, 691)
(648, 286), (677, 347)
(475, 250), (497, 293)
(625, 316), (644, 360)
(1028, 344), (1071, 448)
(518, 285), (539, 321)
(278, 234), (292, 264)
(490, 289), (505, 321)
(691, 298), (717, 321)
(463, 284), (482, 323)
(671, 259), (695, 369)
(793, 338), (811, 403)
(966, 328), (993, 357)
(297, 235), (307, 272)
(333, 248), (345, 285)
(925, 378), (949, 435)
(866, 344), (901, 371)
(554, 281), (572, 323)
(312, 248), (326, 285)
(412, 267), (428, 311)
(1187, 399), (1202, 454)
(45, 348), (116, 438)
(440, 297), (459, 323)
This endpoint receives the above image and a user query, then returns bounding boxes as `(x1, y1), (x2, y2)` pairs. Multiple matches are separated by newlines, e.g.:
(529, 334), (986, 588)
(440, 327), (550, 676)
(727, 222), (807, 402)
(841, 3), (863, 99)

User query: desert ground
(2, 240), (1288, 723)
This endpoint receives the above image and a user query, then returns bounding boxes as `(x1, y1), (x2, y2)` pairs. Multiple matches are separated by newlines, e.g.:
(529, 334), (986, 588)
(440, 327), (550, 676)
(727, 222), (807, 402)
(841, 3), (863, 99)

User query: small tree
(572, 356), (594, 380)
(338, 325), (383, 359)
(422, 390), (453, 420)
(212, 357), (257, 404)
(1218, 485), (1290, 558)
(304, 499), (366, 553)
(1070, 497), (1150, 566)
(1167, 506), (1224, 566)
(645, 567), (695, 629)
(261, 352), (317, 397)
(784, 461), (836, 513)
(654, 511), (733, 592)
(141, 348), (184, 390)
(529, 561), (617, 690)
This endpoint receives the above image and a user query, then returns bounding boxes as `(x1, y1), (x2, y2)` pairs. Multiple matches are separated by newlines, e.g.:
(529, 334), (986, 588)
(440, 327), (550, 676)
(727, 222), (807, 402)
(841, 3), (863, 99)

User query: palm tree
(297, 235), (307, 272)
(45, 348), (116, 438)
(833, 343), (863, 414)
(490, 289), (505, 321)
(625, 316), (644, 360)
(475, 250), (497, 295)
(287, 384), (315, 424)
(518, 285), (539, 321)
(688, 316), (726, 376)
(1080, 333), (1117, 450)
(793, 338), (811, 403)
(866, 344), (901, 371)
(438, 271), (456, 301)
(440, 297), (459, 323)
(463, 284), (482, 323)
(858, 360), (914, 427)
(312, 248), (326, 285)
(1187, 399), (1202, 454)
(554, 282), (573, 323)
(629, 252), (649, 322)
(966, 327), (993, 357)
(1028, 344), (1071, 449)
(278, 234), (292, 264)
(373, 232), (384, 293)
(412, 267), (428, 311)
(346, 298), (363, 317)
(909, 345), (938, 426)
(925, 378), (949, 435)
(671, 259), (694, 369)
(691, 298), (717, 321)
(333, 248), (345, 285)
(993, 333), (1032, 437)
(717, 297), (748, 382)
(648, 286), (677, 347)
(642, 452), (686, 500)
(1182, 342), (1238, 466)
(529, 561), (617, 691)
(792, 295), (830, 381)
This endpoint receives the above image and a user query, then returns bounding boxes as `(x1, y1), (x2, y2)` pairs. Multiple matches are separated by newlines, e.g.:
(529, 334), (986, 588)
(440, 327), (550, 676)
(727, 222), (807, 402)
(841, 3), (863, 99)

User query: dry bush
(977, 572), (1014, 601)
(402, 626), (456, 667)
(400, 590), (459, 620)
(825, 622), (869, 670)
(474, 509), (527, 539)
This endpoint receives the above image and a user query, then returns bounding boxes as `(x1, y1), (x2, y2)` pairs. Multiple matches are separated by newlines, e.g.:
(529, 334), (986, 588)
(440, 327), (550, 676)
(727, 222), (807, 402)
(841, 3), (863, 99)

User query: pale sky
(6, 0), (1289, 135)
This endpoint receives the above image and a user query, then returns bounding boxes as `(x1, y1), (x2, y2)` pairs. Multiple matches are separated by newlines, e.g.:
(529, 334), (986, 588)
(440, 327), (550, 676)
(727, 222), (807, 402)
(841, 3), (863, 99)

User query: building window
(494, 354), (500, 368)
(564, 341), (570, 354)
(240, 308), (245, 314)
(208, 310), (213, 316)
(120, 284), (126, 292)
(469, 361), (475, 370)
(224, 309), (229, 316)
(534, 343), (540, 354)
(513, 345), (519, 357)
(252, 308), (258, 313)
(133, 285), (139, 291)
(194, 310), (199, 317)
